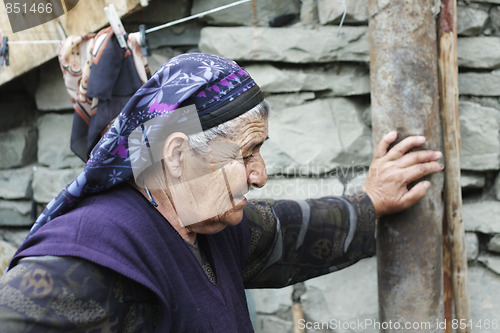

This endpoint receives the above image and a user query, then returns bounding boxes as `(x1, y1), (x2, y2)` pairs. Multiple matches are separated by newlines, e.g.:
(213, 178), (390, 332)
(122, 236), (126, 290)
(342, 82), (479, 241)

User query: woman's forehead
(232, 118), (268, 150)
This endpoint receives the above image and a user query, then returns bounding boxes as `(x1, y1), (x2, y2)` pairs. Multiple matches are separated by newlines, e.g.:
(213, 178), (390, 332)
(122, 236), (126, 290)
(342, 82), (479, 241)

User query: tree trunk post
(368, 1), (444, 331)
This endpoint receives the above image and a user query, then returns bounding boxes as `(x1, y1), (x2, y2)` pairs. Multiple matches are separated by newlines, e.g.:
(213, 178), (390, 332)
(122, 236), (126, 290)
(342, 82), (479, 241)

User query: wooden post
(443, 210), (453, 333)
(438, 1), (472, 332)
(368, 1), (444, 331)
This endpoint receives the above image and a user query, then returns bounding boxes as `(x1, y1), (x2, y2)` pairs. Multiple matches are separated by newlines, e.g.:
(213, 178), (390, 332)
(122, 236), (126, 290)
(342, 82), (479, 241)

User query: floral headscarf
(27, 53), (263, 240)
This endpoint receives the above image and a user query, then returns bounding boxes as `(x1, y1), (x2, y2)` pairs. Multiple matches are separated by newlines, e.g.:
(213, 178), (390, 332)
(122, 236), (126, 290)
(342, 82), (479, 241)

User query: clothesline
(145, 0), (250, 34)
(4, 0), (251, 46)
(0, 0), (347, 66)
(7, 40), (61, 44)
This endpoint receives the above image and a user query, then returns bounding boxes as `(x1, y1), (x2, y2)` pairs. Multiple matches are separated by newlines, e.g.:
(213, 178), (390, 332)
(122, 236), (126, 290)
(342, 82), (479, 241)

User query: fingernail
(434, 151), (442, 159)
(440, 164), (445, 170)
(417, 136), (426, 144)
(423, 180), (431, 189)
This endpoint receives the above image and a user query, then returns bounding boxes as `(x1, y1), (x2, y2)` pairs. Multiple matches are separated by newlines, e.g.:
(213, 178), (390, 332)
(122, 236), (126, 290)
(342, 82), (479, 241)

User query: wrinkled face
(170, 117), (268, 234)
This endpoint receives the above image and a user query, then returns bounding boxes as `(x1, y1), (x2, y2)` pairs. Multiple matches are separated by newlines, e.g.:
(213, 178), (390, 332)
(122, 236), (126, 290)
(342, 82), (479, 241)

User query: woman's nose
(247, 154), (267, 188)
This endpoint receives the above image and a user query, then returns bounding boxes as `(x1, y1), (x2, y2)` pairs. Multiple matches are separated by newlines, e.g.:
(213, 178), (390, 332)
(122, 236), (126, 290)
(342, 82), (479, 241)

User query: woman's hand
(361, 131), (444, 219)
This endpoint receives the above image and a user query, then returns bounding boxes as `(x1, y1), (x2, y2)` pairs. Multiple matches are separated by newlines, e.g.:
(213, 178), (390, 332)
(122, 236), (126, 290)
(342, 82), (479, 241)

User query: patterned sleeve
(242, 192), (376, 288)
(0, 256), (159, 333)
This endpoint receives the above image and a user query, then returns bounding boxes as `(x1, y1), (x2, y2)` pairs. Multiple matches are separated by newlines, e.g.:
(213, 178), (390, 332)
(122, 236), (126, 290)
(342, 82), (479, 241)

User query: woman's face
(170, 117), (268, 234)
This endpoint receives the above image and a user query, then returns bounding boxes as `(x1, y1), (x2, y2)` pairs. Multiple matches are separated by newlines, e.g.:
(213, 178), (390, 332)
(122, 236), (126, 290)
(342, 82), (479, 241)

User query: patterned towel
(58, 27), (150, 161)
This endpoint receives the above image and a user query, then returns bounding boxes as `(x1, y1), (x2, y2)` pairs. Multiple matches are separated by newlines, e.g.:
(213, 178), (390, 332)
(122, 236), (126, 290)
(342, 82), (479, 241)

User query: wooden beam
(0, 0), (144, 87)
(438, 1), (471, 332)
(368, 1), (444, 331)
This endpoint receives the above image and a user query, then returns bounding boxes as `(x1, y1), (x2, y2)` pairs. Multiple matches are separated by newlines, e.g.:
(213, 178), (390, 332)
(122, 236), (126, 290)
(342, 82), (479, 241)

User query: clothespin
(104, 4), (127, 48)
(139, 24), (151, 57)
(0, 36), (9, 66)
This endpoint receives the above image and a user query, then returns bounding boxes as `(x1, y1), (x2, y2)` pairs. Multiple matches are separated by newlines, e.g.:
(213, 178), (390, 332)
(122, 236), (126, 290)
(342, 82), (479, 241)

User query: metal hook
(0, 36), (9, 66)
(333, 0), (347, 36)
(139, 24), (151, 57)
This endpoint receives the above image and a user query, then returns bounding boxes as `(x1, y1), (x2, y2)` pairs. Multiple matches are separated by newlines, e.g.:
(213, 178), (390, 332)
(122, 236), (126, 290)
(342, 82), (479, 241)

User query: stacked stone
(193, 0), (500, 331)
(0, 0), (500, 331)
(191, 1), (377, 331)
(0, 57), (85, 265)
(0, 82), (37, 266)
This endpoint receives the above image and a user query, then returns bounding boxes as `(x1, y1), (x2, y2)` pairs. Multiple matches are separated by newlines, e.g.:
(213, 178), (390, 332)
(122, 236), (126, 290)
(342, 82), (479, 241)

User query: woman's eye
(243, 154), (254, 161)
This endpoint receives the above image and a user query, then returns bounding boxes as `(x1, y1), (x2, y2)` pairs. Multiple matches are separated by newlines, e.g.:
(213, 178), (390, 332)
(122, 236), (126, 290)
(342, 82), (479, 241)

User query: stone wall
(1, 0), (500, 331)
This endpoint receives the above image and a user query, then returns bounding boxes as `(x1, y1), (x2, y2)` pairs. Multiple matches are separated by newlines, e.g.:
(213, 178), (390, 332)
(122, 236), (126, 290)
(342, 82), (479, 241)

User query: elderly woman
(0, 53), (442, 332)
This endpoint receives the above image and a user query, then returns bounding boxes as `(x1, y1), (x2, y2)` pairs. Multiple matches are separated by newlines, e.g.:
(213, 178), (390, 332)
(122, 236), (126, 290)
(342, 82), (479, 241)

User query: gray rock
(300, 0), (318, 25)
(254, 315), (294, 333)
(250, 286), (293, 314)
(252, 258), (378, 332)
(488, 234), (500, 253)
(495, 172), (500, 200)
(318, 0), (368, 25)
(0, 94), (36, 131)
(125, 1), (200, 50)
(459, 101), (500, 170)
(124, 0), (191, 24)
(192, 0), (301, 27)
(303, 257), (378, 333)
(0, 229), (29, 248)
(199, 26), (369, 63)
(32, 166), (83, 203)
(35, 60), (73, 111)
(458, 38), (500, 69)
(261, 98), (372, 176)
(265, 93), (316, 110)
(468, 264), (500, 332)
(466, 232), (479, 261)
(478, 254), (500, 275)
(467, 0), (500, 4)
(463, 201), (500, 233)
(245, 64), (370, 96)
(147, 48), (184, 74)
(457, 6), (488, 36)
(147, 23), (201, 49)
(461, 171), (486, 190)
(246, 176), (344, 200)
(0, 127), (37, 169)
(0, 166), (33, 199)
(37, 114), (85, 169)
(344, 172), (367, 195)
(459, 70), (500, 96)
(0, 240), (17, 275)
(491, 5), (500, 35)
(0, 200), (33, 227)
(460, 96), (500, 111)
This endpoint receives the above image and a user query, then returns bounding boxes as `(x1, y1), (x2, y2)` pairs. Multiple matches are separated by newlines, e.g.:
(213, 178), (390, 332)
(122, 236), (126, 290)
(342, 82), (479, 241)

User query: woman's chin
(189, 204), (246, 234)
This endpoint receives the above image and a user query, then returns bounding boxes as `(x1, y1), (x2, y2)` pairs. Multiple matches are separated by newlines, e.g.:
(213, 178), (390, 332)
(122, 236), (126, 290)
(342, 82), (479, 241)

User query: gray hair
(188, 99), (270, 152)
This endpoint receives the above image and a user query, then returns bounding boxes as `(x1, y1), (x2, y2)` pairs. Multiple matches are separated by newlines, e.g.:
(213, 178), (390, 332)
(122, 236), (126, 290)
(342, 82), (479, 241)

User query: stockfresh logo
(4, 0), (79, 33)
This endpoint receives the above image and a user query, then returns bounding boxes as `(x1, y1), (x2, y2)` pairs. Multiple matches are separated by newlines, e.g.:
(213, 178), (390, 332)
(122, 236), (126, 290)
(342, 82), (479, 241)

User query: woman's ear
(162, 132), (189, 179)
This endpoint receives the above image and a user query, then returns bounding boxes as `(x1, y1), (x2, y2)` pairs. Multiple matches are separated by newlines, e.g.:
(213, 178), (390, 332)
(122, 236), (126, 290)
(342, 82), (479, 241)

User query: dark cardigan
(12, 184), (254, 332)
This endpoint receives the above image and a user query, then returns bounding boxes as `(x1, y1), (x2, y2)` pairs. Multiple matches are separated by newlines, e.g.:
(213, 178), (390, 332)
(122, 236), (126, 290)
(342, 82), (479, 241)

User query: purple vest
(12, 184), (253, 332)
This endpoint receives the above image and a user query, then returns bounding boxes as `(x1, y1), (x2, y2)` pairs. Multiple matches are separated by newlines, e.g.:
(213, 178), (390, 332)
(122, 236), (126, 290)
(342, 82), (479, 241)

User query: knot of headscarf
(27, 53), (263, 240)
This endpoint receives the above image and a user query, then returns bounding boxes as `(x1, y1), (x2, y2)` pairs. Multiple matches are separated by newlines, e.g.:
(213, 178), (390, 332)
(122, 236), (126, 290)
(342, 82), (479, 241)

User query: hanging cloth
(58, 27), (150, 162)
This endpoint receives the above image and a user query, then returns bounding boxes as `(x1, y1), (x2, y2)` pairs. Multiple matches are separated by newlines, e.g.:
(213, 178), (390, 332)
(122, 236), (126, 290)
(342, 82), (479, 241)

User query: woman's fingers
(396, 150), (442, 169)
(373, 131), (397, 159)
(385, 135), (427, 161)
(400, 180), (432, 210)
(364, 132), (444, 218)
(401, 161), (444, 184)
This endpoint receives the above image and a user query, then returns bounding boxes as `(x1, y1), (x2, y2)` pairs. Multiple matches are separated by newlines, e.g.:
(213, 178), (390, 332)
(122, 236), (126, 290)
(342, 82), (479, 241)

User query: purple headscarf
(27, 53), (264, 240)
